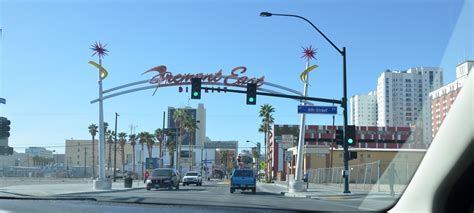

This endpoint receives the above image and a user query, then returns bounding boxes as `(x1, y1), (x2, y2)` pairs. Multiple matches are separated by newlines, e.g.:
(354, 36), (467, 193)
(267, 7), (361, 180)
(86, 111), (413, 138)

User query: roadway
(0, 178), (395, 211)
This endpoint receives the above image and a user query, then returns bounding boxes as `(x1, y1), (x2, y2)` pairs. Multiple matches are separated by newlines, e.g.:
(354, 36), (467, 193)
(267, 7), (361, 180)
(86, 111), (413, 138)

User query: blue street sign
(298, 105), (337, 114)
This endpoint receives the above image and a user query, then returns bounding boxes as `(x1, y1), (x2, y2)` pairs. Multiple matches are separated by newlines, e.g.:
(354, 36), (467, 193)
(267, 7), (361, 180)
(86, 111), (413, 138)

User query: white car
(182, 171), (202, 186)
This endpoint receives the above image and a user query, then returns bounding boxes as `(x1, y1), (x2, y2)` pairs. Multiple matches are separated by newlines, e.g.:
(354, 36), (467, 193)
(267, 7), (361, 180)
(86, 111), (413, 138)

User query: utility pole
(331, 114), (335, 168)
(113, 112), (119, 182)
(161, 111), (165, 168)
(84, 147), (88, 177)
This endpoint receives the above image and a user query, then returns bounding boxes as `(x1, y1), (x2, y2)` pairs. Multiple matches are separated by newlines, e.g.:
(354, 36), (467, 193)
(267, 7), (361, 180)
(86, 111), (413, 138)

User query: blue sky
(0, 0), (472, 154)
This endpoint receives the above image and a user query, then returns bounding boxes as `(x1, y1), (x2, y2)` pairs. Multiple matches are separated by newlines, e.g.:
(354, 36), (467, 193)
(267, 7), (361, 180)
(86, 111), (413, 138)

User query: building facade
(376, 67), (443, 144)
(25, 147), (54, 159)
(65, 139), (135, 177)
(268, 124), (420, 180)
(203, 140), (238, 177)
(350, 91), (377, 126)
(430, 61), (472, 138)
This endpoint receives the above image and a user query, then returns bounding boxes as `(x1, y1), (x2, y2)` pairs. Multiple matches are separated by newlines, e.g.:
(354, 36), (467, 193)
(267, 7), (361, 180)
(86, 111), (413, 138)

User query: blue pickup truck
(230, 169), (256, 194)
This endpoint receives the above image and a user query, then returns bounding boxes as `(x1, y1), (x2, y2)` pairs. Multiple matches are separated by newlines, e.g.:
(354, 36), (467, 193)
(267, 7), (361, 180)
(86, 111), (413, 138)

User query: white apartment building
(350, 91), (377, 126)
(376, 67), (443, 144)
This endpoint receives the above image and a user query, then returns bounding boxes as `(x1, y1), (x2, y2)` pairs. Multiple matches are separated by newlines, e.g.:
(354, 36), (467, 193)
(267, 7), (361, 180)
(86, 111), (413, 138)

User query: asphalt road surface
(46, 179), (393, 211)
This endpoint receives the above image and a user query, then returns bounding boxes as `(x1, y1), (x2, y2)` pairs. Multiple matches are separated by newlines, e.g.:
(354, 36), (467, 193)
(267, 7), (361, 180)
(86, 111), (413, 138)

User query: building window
(77, 155), (80, 158)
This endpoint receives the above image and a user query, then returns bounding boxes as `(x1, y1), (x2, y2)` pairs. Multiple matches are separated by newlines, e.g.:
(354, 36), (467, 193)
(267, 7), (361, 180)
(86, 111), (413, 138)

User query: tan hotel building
(65, 139), (134, 175)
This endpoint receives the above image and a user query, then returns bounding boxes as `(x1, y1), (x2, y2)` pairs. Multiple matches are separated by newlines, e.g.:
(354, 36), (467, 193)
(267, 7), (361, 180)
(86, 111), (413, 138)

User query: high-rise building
(350, 91), (377, 126)
(430, 60), (473, 138)
(376, 67), (443, 144)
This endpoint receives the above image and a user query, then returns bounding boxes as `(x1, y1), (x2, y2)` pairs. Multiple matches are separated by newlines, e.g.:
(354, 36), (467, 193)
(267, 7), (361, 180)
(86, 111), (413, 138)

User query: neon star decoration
(90, 42), (109, 59)
(300, 45), (318, 84)
(301, 45), (317, 61)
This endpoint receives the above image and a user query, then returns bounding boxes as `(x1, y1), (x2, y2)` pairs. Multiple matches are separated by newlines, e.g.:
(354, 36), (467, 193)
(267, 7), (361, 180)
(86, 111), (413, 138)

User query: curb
(56, 186), (144, 196)
(280, 191), (367, 199)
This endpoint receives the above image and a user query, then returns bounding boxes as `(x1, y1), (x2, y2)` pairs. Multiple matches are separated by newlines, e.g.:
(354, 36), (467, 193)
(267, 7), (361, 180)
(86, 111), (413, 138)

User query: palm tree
(219, 150), (229, 172)
(154, 128), (164, 161)
(183, 117), (198, 170)
(106, 130), (114, 171)
(118, 132), (127, 173)
(166, 130), (176, 168)
(128, 134), (137, 176)
(88, 124), (98, 178)
(146, 132), (155, 159)
(173, 108), (190, 171)
(259, 104), (275, 181)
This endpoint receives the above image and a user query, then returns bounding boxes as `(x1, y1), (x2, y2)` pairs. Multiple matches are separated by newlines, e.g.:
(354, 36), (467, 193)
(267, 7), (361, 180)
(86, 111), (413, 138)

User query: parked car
(182, 171), (202, 186)
(230, 169), (256, 194)
(146, 168), (180, 191)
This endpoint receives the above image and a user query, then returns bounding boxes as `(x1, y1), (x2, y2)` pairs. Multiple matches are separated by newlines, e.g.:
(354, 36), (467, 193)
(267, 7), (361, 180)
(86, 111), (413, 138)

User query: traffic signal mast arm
(199, 86), (342, 105)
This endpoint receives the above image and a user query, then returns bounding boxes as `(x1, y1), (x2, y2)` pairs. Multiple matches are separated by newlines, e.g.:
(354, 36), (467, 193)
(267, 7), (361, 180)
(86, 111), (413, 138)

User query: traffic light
(335, 129), (343, 146)
(191, 78), (201, 99)
(0, 146), (13, 155)
(346, 125), (356, 146)
(349, 151), (357, 161)
(237, 155), (241, 163)
(246, 83), (257, 105)
(0, 117), (11, 138)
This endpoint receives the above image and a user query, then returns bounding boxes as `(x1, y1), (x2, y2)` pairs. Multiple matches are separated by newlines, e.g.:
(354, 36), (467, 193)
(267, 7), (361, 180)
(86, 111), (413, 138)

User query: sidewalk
(269, 180), (395, 199)
(0, 179), (145, 197)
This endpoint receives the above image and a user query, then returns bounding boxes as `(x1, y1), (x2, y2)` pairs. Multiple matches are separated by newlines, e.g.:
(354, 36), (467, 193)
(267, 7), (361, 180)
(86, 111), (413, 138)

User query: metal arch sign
(89, 64), (317, 105)
(143, 65), (265, 95)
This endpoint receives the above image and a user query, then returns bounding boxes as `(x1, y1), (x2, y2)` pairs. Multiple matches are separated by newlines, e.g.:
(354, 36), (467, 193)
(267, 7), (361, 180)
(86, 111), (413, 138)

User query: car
(182, 171), (202, 186)
(146, 168), (180, 191)
(230, 169), (256, 194)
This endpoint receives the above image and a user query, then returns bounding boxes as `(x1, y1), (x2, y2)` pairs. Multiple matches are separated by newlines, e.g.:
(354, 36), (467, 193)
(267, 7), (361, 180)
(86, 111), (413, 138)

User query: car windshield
(233, 170), (254, 177)
(186, 172), (198, 176)
(1, 0), (472, 211)
(152, 170), (172, 177)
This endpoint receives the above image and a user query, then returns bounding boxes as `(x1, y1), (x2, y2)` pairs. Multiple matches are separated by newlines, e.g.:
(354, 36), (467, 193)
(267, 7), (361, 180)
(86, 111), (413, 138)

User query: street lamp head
(260, 12), (273, 17)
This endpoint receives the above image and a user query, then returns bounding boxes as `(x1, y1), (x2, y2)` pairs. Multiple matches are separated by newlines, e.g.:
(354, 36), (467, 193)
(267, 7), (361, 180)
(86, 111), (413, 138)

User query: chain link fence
(308, 160), (420, 193)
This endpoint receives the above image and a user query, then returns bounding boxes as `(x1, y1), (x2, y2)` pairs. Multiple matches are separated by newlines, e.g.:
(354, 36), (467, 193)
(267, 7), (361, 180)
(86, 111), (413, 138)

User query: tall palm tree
(259, 104), (275, 181)
(106, 130), (114, 171)
(128, 134), (137, 176)
(173, 108), (190, 171)
(183, 117), (198, 170)
(166, 130), (176, 168)
(118, 132), (127, 173)
(88, 124), (98, 178)
(137, 132), (147, 177)
(154, 128), (164, 161)
(145, 132), (155, 159)
(219, 150), (229, 172)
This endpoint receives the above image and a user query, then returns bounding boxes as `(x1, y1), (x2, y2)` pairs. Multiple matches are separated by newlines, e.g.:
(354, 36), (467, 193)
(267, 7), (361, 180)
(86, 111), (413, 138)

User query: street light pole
(113, 112), (119, 182)
(260, 12), (350, 193)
